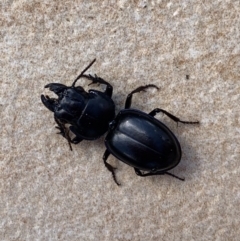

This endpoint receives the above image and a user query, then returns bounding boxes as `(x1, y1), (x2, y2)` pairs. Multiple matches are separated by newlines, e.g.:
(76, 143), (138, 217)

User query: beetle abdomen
(105, 110), (181, 171)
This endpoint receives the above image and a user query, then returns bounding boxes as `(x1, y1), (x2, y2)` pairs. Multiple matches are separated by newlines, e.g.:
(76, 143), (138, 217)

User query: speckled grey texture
(1, 1), (240, 240)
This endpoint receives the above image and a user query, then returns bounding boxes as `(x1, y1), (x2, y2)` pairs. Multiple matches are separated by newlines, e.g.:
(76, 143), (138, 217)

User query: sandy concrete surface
(1, 1), (239, 240)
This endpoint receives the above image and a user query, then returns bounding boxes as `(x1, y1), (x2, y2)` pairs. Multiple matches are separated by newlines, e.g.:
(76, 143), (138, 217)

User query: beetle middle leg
(149, 108), (199, 125)
(125, 84), (159, 109)
(134, 168), (185, 181)
(103, 150), (120, 186)
(82, 74), (113, 97)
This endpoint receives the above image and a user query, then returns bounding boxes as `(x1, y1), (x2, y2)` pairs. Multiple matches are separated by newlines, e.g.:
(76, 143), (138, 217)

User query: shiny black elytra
(41, 59), (115, 150)
(103, 85), (199, 185)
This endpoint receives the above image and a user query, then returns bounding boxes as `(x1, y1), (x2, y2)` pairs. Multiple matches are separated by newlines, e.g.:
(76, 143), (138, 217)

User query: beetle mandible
(103, 85), (199, 185)
(41, 59), (115, 150)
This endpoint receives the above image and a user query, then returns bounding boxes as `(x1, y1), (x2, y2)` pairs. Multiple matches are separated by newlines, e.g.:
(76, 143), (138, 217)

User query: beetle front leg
(82, 74), (113, 97)
(103, 150), (120, 186)
(54, 117), (73, 151)
(149, 108), (199, 125)
(68, 126), (83, 144)
(134, 168), (185, 181)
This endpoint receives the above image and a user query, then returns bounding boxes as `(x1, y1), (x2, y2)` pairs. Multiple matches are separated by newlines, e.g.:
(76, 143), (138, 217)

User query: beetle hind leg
(164, 171), (185, 181)
(103, 150), (120, 186)
(149, 108), (199, 125)
(134, 168), (185, 181)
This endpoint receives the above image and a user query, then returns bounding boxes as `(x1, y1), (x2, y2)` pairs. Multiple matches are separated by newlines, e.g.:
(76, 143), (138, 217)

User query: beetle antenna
(72, 59), (96, 87)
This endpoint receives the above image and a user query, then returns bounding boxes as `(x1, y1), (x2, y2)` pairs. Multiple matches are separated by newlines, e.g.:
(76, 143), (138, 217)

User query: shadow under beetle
(41, 59), (115, 150)
(103, 85), (199, 185)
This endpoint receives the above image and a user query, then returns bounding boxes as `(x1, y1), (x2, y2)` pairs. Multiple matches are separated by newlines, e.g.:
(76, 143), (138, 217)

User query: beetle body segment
(73, 90), (115, 139)
(105, 109), (181, 172)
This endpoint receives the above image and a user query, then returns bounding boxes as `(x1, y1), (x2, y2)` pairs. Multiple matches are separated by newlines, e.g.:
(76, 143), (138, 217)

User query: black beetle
(41, 59), (115, 150)
(103, 85), (199, 185)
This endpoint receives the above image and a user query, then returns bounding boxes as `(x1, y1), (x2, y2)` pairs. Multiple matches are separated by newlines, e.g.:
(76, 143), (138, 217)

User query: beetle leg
(69, 126), (83, 144)
(54, 117), (73, 151)
(82, 74), (113, 97)
(134, 168), (184, 181)
(54, 116), (66, 136)
(55, 125), (83, 145)
(125, 85), (159, 109)
(149, 108), (199, 125)
(134, 168), (147, 176)
(134, 168), (161, 177)
(103, 150), (120, 186)
(164, 172), (185, 181)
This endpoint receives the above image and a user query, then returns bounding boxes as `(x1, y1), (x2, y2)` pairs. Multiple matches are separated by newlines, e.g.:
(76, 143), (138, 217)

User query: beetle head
(41, 59), (96, 121)
(41, 83), (68, 112)
(54, 87), (87, 122)
(41, 84), (88, 124)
